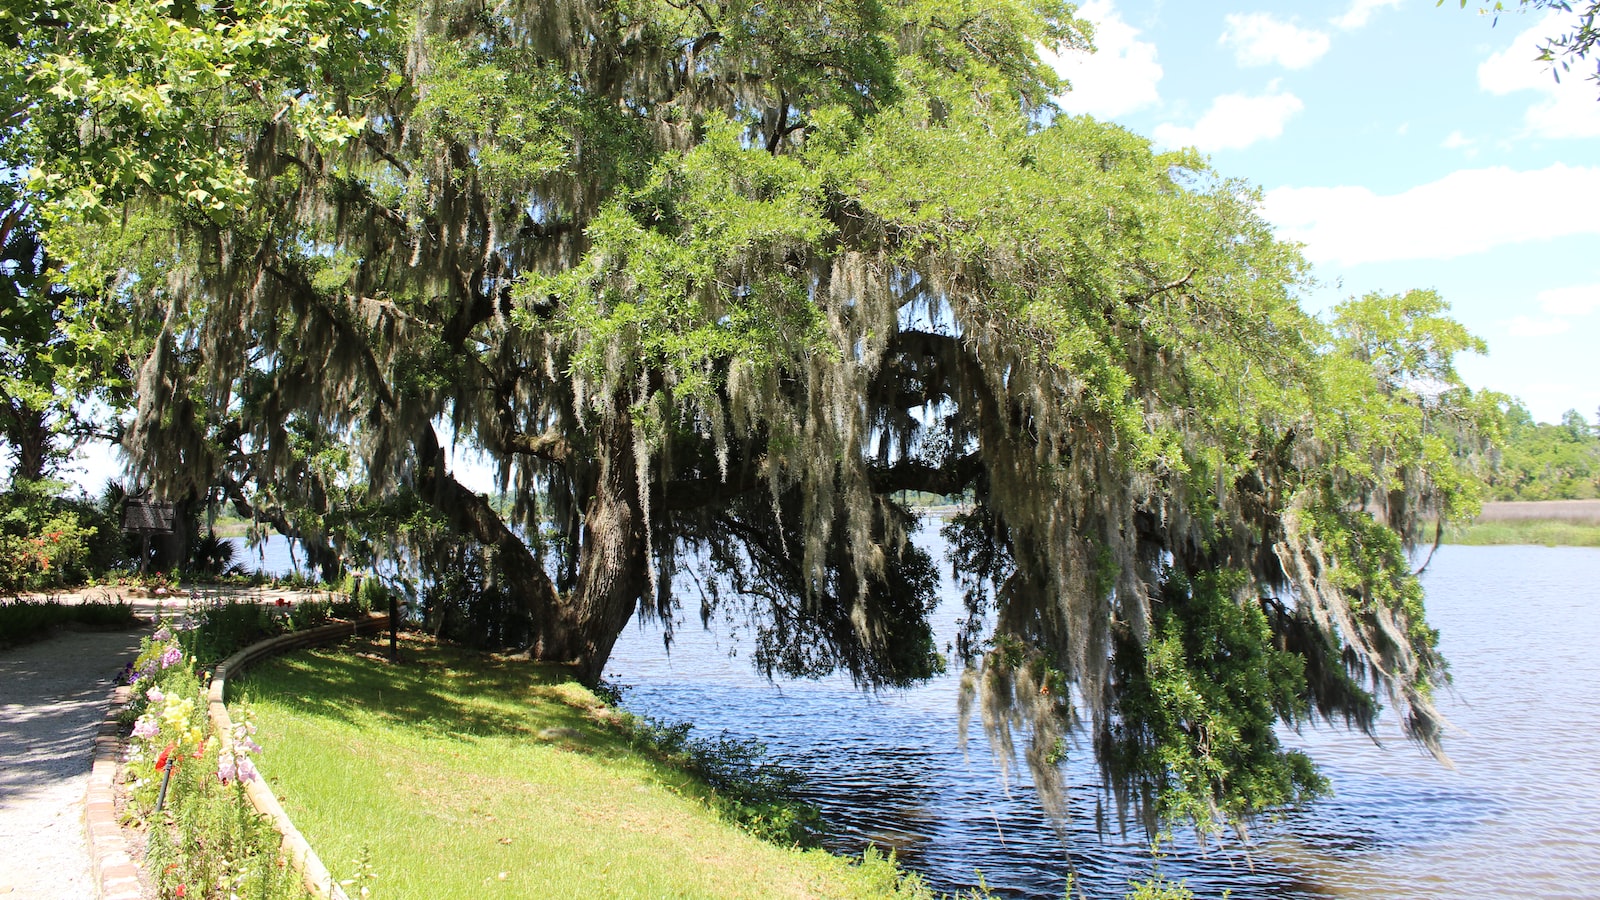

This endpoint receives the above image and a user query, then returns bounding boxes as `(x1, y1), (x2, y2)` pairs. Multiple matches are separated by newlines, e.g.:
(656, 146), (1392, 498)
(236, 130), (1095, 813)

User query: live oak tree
(15, 0), (1501, 837)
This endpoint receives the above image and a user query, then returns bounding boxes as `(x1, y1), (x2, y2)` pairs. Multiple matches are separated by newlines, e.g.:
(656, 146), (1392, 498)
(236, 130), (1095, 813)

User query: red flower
(155, 744), (175, 772)
(175, 885), (186, 898)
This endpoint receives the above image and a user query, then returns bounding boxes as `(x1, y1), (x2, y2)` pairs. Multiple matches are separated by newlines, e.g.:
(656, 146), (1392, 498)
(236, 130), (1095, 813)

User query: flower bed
(122, 618), (310, 900)
(118, 593), (379, 900)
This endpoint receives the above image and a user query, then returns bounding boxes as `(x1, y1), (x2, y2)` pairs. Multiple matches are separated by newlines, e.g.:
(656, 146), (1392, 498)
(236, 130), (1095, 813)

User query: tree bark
(2, 401), (52, 482)
(563, 411), (650, 686)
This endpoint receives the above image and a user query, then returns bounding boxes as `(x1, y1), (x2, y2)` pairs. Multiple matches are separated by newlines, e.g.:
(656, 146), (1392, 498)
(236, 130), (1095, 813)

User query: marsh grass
(1444, 519), (1600, 547)
(232, 635), (949, 899)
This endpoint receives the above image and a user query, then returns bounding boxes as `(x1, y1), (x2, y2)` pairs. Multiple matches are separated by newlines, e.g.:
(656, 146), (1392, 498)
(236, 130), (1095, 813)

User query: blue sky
(1044, 0), (1600, 424)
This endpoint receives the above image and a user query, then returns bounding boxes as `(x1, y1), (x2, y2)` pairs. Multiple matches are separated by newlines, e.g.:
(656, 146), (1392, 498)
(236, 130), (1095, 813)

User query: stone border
(84, 612), (390, 900)
(208, 614), (390, 900)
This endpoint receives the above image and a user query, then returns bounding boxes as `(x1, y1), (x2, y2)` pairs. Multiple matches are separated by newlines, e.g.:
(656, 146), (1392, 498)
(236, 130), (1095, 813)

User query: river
(603, 540), (1600, 899)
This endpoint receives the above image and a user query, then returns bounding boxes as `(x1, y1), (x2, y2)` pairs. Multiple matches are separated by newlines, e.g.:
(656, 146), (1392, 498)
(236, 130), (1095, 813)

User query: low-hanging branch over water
(15, 0), (1501, 836)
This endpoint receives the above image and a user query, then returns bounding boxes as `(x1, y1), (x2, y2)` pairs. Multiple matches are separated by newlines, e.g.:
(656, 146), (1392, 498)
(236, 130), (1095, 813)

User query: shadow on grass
(230, 634), (645, 763)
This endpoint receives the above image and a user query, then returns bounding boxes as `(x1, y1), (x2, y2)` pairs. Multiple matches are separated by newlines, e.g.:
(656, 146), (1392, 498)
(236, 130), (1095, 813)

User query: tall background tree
(14, 0), (1501, 837)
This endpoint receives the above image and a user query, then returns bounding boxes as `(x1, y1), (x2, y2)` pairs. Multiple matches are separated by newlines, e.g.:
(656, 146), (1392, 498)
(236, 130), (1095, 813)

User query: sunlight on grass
(232, 636), (932, 900)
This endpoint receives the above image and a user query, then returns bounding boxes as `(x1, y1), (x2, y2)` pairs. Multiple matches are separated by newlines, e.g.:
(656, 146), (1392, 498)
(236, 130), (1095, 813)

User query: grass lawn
(232, 635), (932, 900)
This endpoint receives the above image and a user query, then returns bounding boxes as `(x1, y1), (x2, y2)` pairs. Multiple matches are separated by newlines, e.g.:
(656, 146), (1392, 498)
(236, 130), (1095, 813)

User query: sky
(1043, 0), (1600, 425)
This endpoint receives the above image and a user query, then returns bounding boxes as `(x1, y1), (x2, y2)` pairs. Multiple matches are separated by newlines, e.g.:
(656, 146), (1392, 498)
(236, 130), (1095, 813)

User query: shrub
(0, 479), (121, 593)
(0, 597), (137, 645)
(174, 599), (287, 666)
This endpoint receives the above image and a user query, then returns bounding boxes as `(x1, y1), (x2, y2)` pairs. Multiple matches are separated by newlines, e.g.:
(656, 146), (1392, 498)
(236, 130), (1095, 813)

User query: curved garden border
(208, 613), (390, 900)
(86, 612), (390, 900)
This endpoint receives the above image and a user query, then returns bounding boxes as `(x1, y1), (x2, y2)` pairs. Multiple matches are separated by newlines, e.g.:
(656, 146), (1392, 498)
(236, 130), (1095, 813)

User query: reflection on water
(606, 540), (1600, 899)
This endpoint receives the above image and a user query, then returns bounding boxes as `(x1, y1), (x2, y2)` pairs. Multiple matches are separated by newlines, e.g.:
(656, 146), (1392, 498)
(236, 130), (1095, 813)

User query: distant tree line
(1485, 403), (1600, 500)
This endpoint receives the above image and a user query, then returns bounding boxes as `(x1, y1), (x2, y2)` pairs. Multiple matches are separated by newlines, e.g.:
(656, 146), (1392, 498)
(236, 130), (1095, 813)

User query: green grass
(231, 636), (942, 900)
(1445, 519), (1600, 547)
(0, 598), (138, 647)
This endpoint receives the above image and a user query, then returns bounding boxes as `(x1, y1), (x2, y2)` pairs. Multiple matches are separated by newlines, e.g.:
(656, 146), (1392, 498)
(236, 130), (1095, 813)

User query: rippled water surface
(605, 541), (1600, 899)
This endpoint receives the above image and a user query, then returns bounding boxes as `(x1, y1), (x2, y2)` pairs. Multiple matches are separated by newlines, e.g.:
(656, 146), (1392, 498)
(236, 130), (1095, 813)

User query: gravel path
(0, 627), (145, 899)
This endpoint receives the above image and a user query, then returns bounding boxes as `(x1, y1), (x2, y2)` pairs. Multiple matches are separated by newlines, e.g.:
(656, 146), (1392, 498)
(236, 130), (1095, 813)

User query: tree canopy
(10, 0), (1501, 837)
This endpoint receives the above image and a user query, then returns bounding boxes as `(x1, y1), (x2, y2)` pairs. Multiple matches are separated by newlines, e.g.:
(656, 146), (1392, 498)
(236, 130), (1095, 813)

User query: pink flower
(236, 756), (259, 782)
(132, 717), (158, 739)
(217, 751), (237, 783)
(159, 646), (182, 670)
(146, 687), (165, 703)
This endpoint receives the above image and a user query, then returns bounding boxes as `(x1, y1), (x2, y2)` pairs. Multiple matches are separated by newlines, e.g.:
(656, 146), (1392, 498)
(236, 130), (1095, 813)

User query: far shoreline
(1447, 500), (1600, 548)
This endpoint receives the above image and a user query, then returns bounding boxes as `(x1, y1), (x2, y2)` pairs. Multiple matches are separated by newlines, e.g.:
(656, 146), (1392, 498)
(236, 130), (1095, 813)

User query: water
(604, 541), (1600, 898)
(225, 534), (312, 578)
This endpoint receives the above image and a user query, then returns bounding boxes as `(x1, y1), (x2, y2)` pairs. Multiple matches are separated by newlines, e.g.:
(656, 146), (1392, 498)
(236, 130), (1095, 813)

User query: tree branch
(868, 450), (984, 496)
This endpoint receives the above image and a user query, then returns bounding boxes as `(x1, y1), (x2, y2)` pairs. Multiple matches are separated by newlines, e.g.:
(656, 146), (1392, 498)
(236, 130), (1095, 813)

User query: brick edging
(208, 613), (391, 900)
(84, 612), (390, 900)
(85, 682), (144, 900)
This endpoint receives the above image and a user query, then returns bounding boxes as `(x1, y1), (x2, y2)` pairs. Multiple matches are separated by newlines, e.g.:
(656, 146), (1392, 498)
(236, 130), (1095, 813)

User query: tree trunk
(415, 418), (648, 685)
(2, 402), (52, 482)
(563, 413), (650, 685)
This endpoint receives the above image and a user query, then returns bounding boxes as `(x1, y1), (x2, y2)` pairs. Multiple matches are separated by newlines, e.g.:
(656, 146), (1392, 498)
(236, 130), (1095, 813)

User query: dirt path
(0, 627), (146, 899)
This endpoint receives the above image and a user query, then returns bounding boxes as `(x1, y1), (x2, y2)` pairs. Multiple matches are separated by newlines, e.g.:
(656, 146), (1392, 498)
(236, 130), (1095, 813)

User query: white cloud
(1498, 283), (1600, 344)
(1331, 0), (1403, 31)
(1441, 130), (1473, 149)
(1260, 164), (1600, 266)
(1479, 11), (1600, 138)
(1537, 283), (1600, 317)
(1152, 87), (1303, 151)
(1505, 315), (1572, 338)
(1047, 0), (1163, 118)
(1220, 13), (1330, 69)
